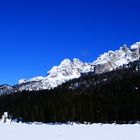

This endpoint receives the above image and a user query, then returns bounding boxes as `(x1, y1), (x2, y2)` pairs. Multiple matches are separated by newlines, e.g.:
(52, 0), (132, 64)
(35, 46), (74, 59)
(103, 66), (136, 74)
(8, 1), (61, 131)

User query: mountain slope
(16, 58), (93, 91)
(1, 41), (140, 94)
(1, 59), (140, 123)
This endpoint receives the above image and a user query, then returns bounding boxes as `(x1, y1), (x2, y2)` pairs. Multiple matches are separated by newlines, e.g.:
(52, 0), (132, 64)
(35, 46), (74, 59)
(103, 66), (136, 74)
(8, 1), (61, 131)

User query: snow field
(0, 122), (140, 140)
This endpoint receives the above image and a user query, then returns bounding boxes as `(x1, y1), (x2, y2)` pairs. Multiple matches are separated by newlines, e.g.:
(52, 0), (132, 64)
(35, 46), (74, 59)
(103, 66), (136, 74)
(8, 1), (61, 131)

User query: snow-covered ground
(0, 122), (140, 140)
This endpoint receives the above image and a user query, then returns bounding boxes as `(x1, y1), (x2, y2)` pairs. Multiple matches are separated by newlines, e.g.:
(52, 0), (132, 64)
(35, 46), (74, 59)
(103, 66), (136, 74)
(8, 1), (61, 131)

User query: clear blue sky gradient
(0, 0), (140, 85)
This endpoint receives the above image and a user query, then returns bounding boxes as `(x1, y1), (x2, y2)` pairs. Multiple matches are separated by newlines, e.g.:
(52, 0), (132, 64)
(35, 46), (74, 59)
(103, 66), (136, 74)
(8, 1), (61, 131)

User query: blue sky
(0, 0), (140, 85)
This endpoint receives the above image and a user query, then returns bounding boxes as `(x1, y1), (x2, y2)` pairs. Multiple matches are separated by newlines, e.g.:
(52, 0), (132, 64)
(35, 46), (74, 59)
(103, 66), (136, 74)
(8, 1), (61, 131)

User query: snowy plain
(0, 122), (140, 140)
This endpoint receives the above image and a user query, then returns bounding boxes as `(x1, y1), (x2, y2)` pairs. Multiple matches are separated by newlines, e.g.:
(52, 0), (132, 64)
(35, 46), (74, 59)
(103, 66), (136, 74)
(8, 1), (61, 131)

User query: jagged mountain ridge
(1, 41), (140, 94)
(0, 85), (14, 95)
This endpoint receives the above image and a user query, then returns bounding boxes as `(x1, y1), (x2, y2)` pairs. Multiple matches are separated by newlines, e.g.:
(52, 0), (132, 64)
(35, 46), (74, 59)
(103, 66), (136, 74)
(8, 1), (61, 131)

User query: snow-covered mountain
(1, 41), (140, 94)
(0, 85), (14, 95)
(16, 58), (94, 91)
(92, 43), (140, 73)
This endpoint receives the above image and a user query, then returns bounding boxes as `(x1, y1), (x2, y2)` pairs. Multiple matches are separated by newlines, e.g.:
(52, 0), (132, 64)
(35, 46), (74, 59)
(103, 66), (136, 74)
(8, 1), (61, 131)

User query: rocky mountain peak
(0, 85), (14, 94)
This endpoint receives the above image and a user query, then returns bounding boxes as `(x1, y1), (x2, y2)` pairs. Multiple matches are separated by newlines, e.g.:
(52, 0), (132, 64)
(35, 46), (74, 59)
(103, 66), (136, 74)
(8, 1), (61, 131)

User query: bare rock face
(94, 62), (113, 74)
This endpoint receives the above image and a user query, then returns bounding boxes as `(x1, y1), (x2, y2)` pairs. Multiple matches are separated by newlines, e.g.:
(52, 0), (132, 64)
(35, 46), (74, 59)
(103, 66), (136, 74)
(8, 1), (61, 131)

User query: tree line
(0, 60), (140, 123)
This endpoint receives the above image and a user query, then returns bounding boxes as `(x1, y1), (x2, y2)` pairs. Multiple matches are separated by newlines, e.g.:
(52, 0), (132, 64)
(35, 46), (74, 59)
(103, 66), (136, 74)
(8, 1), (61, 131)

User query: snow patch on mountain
(18, 79), (26, 84)
(130, 42), (140, 50)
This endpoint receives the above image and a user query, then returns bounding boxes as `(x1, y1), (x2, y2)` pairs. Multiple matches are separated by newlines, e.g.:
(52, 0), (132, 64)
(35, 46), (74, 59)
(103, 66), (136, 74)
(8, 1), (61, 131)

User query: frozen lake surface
(0, 122), (140, 140)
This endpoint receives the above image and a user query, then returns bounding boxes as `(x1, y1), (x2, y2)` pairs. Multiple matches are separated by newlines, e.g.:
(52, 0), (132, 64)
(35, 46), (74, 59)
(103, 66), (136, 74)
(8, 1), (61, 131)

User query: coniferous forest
(0, 60), (140, 124)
